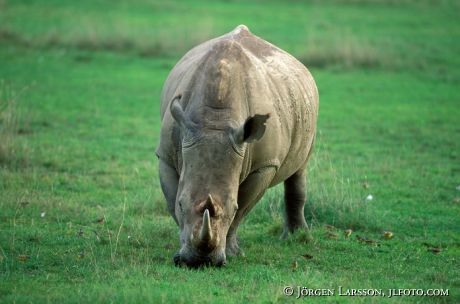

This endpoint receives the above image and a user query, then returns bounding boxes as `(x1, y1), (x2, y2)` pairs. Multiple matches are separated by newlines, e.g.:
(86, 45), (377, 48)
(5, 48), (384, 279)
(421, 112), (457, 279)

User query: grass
(0, 81), (31, 167)
(0, 82), (18, 163)
(1, 0), (459, 303)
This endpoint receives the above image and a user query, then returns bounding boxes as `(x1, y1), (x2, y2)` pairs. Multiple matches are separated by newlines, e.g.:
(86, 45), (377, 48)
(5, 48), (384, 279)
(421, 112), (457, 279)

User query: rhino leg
(159, 159), (179, 225)
(282, 168), (309, 237)
(227, 166), (277, 256)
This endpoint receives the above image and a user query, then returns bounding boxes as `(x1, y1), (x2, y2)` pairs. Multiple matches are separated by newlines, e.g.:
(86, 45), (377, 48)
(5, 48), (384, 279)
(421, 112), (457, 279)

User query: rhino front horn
(200, 209), (213, 243)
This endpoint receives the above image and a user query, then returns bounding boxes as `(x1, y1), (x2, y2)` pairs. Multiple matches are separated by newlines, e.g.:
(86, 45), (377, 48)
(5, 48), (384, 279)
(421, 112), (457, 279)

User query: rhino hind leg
(282, 169), (309, 238)
(159, 159), (180, 225)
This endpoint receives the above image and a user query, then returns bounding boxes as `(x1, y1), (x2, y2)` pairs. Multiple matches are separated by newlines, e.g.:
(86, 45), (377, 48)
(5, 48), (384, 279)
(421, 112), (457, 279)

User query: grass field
(1, 0), (459, 303)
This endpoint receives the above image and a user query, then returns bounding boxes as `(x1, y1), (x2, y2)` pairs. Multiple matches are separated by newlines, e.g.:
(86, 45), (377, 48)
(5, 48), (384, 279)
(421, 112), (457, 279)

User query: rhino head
(169, 94), (269, 267)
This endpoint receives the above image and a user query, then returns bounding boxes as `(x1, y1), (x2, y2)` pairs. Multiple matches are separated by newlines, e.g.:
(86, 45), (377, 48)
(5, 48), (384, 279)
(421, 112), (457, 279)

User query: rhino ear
(170, 94), (185, 126)
(170, 94), (196, 130)
(233, 114), (270, 144)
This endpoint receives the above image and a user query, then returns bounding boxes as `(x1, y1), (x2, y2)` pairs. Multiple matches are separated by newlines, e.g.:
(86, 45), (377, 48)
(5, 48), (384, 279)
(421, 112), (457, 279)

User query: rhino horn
(199, 209), (213, 243)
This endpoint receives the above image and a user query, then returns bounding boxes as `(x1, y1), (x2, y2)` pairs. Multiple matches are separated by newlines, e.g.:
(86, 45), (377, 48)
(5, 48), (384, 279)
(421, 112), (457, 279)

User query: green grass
(1, 0), (459, 303)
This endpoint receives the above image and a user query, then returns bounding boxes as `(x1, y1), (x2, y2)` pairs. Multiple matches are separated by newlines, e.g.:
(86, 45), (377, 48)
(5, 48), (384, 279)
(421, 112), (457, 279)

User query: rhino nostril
(173, 252), (185, 267)
(214, 259), (227, 268)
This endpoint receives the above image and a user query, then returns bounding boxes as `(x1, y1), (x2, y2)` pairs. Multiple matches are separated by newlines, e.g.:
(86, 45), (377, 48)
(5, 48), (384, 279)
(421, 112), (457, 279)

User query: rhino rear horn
(201, 194), (222, 217)
(199, 209), (213, 243)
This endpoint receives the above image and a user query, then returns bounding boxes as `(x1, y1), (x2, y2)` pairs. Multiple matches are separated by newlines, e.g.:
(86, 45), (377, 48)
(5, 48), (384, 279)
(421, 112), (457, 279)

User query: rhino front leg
(158, 159), (179, 225)
(226, 166), (276, 256)
(282, 168), (309, 237)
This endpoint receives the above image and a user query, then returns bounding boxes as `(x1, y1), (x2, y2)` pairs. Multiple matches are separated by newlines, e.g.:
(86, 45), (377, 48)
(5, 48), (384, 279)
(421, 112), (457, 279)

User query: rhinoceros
(156, 25), (318, 267)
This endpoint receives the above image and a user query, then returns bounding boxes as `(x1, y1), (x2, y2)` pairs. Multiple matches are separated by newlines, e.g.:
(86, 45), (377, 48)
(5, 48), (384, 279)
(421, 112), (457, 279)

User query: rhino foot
(226, 235), (245, 257)
(281, 225), (312, 243)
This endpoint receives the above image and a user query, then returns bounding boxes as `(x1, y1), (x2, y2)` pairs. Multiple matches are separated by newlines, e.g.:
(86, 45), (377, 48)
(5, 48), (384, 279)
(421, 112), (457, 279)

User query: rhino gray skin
(156, 25), (318, 267)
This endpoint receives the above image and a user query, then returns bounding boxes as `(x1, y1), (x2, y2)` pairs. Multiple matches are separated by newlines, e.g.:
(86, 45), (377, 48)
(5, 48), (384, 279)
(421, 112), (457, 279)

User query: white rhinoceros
(156, 25), (318, 267)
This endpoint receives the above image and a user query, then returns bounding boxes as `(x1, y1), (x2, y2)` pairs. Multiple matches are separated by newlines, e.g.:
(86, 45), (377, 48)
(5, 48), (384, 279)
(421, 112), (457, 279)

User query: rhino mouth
(173, 251), (226, 268)
(173, 204), (227, 268)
